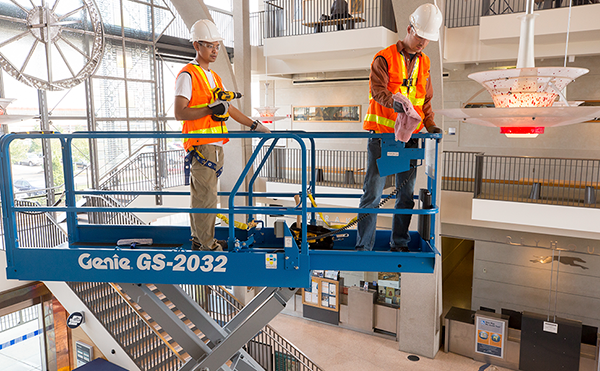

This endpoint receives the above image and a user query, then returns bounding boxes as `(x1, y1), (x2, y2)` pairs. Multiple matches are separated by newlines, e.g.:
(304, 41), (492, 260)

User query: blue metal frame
(0, 131), (441, 287)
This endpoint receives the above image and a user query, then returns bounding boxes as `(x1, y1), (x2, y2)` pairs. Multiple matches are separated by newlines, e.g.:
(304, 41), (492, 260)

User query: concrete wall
(472, 240), (600, 328)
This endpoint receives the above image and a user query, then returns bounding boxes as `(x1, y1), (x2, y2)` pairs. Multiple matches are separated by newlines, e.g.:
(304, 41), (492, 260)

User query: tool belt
(184, 147), (223, 186)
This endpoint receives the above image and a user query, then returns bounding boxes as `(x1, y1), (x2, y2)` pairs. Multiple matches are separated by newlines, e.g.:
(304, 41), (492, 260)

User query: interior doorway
(441, 236), (475, 317)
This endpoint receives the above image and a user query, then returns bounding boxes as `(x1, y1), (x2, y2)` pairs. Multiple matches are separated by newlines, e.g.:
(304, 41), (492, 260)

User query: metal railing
(180, 284), (324, 371)
(210, 8), (235, 48)
(473, 155), (600, 207)
(180, 284), (242, 327)
(84, 195), (147, 225)
(68, 282), (183, 371)
(250, 11), (265, 46)
(264, 0), (395, 38)
(0, 305), (39, 333)
(445, 0), (598, 28)
(442, 151), (484, 192)
(0, 200), (68, 250)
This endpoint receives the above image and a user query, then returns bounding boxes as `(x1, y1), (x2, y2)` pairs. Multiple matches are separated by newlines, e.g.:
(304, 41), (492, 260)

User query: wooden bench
(518, 178), (600, 189)
(315, 167), (365, 184)
(302, 16), (365, 29)
(518, 178), (598, 203)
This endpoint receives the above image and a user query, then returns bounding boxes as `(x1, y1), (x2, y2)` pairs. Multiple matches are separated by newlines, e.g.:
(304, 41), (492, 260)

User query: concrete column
(391, 0), (445, 359)
(230, 0), (254, 206)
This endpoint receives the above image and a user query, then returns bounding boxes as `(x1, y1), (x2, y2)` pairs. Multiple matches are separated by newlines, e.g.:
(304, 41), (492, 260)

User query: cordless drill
(210, 87), (242, 121)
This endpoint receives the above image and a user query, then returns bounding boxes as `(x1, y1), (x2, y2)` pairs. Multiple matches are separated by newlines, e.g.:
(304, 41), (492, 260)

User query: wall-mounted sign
(67, 312), (85, 329)
(475, 314), (506, 358)
(292, 105), (361, 122)
(76, 341), (93, 367)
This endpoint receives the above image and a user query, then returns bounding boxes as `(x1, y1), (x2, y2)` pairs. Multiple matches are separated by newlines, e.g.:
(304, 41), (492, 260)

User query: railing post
(474, 154), (484, 197)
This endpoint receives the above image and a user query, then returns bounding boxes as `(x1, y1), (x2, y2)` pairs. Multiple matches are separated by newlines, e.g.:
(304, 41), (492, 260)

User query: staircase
(97, 149), (186, 208)
(67, 282), (183, 371)
(67, 281), (323, 371)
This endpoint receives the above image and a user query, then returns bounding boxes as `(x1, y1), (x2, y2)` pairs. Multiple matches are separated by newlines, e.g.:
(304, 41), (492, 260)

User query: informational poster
(475, 315), (506, 358)
(322, 282), (329, 295)
(310, 293), (318, 304)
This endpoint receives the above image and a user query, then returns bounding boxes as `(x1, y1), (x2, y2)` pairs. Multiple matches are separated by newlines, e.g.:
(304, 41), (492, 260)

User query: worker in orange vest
(356, 4), (443, 252)
(174, 19), (270, 251)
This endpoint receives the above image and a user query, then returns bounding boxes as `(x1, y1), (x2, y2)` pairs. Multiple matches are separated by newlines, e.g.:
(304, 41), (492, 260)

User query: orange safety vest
(177, 64), (229, 151)
(363, 45), (430, 134)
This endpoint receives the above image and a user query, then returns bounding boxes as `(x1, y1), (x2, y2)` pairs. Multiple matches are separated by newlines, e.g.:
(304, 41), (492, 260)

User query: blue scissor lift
(0, 131), (441, 371)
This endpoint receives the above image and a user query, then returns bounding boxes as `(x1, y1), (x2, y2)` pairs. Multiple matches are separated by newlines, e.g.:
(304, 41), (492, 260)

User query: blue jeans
(356, 138), (417, 251)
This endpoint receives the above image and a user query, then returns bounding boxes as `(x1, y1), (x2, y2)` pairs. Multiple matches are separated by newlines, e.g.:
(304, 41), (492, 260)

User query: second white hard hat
(189, 19), (224, 42)
(409, 3), (443, 42)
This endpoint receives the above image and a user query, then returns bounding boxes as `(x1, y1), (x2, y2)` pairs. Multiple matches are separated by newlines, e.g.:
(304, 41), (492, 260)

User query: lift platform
(0, 130), (441, 371)
(1, 131), (441, 288)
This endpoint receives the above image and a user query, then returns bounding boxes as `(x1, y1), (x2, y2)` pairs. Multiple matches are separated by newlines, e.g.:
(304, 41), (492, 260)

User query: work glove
(392, 100), (405, 113)
(251, 120), (271, 133)
(208, 100), (229, 116)
(427, 125), (443, 134)
(256, 123), (271, 133)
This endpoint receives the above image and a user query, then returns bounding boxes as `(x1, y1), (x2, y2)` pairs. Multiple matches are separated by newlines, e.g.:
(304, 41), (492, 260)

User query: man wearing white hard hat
(174, 19), (270, 251)
(356, 3), (443, 252)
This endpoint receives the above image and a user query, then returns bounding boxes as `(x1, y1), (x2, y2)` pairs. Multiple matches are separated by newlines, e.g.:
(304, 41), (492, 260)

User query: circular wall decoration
(0, 0), (104, 91)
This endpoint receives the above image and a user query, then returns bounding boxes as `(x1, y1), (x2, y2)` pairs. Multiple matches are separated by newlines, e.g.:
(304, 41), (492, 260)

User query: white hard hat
(409, 3), (443, 42)
(189, 19), (224, 42)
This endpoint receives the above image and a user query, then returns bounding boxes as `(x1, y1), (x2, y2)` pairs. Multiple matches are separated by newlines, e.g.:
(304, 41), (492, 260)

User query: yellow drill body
(211, 88), (242, 121)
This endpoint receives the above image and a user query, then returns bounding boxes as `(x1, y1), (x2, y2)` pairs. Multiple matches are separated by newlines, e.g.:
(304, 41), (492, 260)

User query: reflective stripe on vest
(178, 64), (229, 150)
(364, 113), (395, 129)
(363, 45), (430, 134)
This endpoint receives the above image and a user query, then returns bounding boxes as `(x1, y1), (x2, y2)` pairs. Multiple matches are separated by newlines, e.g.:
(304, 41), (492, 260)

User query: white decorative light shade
(251, 106), (286, 124)
(436, 106), (600, 128)
(468, 67), (589, 108)
(435, 0), (597, 138)
(254, 106), (280, 117)
(0, 98), (16, 115)
(0, 98), (35, 125)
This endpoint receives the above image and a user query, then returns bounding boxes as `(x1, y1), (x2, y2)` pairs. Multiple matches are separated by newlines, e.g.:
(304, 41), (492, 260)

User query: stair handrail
(97, 143), (157, 184)
(199, 285), (324, 371)
(83, 194), (147, 225)
(210, 285), (244, 311)
(261, 324), (323, 371)
(109, 283), (187, 363)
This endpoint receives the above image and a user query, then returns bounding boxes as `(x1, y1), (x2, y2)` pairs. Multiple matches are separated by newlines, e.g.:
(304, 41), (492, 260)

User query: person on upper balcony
(174, 19), (270, 252)
(355, 3), (443, 253)
(315, 0), (353, 33)
(330, 0), (353, 30)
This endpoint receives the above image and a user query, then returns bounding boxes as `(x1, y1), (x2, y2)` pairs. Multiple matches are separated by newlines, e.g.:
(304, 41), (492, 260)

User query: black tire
(28, 161), (33, 166)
